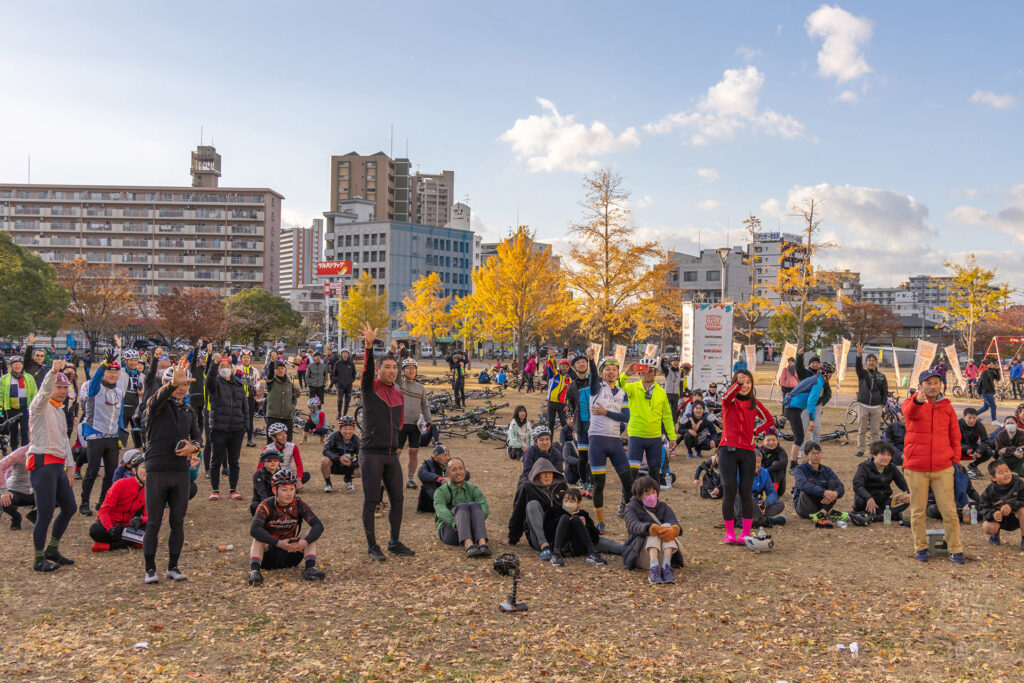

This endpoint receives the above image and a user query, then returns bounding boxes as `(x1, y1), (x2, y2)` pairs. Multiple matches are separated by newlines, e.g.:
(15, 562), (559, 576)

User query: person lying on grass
(432, 457), (490, 558)
(851, 440), (910, 526)
(979, 461), (1024, 549)
(542, 487), (606, 567)
(248, 468), (325, 585)
(622, 475), (682, 585)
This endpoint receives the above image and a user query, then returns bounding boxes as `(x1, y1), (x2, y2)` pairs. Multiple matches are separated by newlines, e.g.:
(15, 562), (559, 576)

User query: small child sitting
(542, 488), (607, 567)
(979, 461), (1024, 548)
(622, 475), (683, 584)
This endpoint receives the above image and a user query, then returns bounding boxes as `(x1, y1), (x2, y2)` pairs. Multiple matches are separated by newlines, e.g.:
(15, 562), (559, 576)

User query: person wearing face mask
(542, 487), (607, 567)
(622, 475), (683, 584)
(120, 349), (144, 449)
(79, 337), (129, 516)
(238, 350), (260, 448)
(993, 416), (1024, 475)
(205, 353), (250, 501)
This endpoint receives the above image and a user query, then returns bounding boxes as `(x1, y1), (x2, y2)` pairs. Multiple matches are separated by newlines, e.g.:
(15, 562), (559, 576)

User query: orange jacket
(901, 395), (961, 472)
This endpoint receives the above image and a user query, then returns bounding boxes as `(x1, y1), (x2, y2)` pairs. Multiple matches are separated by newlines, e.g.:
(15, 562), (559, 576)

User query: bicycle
(951, 383), (978, 400)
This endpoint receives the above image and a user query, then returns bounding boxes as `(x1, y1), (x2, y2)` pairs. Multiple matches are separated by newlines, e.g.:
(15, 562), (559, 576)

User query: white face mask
(1006, 424), (1018, 435)
(218, 367), (232, 380)
(562, 501), (579, 514)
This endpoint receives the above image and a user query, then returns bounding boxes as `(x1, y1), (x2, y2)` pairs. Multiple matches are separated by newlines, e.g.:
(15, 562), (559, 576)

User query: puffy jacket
(205, 365), (248, 433)
(855, 355), (888, 406)
(784, 375), (827, 421)
(617, 375), (676, 441)
(901, 395), (961, 472)
(795, 353), (831, 406)
(96, 475), (146, 530)
(749, 466), (778, 506)
(978, 475), (1024, 522)
(305, 360), (328, 388)
(792, 462), (844, 502)
(332, 355), (357, 387)
(622, 497), (683, 570)
(360, 347), (404, 454)
(265, 374), (298, 420)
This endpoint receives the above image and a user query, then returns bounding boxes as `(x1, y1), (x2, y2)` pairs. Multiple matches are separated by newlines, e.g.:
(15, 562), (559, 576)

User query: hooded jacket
(852, 458), (909, 505)
(519, 444), (564, 483)
(902, 395), (961, 472)
(332, 354), (357, 387)
(305, 359), (328, 388)
(507, 458), (567, 545)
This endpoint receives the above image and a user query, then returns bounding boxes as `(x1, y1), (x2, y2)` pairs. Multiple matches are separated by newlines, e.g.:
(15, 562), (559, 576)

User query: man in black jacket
(854, 343), (889, 458)
(852, 441), (910, 524)
(142, 358), (202, 585)
(978, 359), (1000, 423)
(205, 354), (249, 501)
(960, 408), (994, 478)
(332, 349), (357, 419)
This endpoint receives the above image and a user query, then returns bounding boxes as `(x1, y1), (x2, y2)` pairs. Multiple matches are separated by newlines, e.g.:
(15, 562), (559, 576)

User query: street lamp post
(716, 247), (730, 303)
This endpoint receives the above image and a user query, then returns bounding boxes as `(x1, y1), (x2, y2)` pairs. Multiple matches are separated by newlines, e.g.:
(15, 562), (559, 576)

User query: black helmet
(126, 450), (145, 469)
(260, 445), (282, 462)
(820, 361), (836, 375)
(271, 469), (298, 488)
(339, 415), (356, 426)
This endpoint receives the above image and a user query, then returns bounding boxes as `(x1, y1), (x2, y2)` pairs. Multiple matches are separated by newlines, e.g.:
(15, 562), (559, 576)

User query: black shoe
(769, 515), (787, 527)
(855, 451), (864, 458)
(246, 442), (257, 448)
(477, 544), (491, 557)
(34, 560), (61, 572)
(466, 544), (481, 558)
(368, 544), (387, 562)
(25, 508), (37, 524)
(78, 504), (92, 517)
(44, 550), (74, 566)
(617, 501), (627, 518)
(9, 514), (21, 531)
(789, 460), (799, 470)
(301, 565), (326, 581)
(248, 567), (264, 585)
(74, 470), (82, 480)
(550, 552), (565, 567)
(387, 540), (415, 557)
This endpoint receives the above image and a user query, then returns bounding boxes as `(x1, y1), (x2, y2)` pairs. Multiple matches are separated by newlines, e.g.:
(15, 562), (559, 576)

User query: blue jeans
(981, 393), (997, 421)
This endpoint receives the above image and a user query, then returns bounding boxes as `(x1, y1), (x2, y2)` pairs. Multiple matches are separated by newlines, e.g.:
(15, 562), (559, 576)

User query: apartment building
(415, 170), (455, 227)
(0, 146), (283, 296)
(329, 152), (396, 220)
(279, 219), (323, 298)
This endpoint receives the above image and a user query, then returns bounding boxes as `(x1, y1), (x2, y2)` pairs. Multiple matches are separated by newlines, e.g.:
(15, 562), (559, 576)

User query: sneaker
(989, 533), (1001, 546)
(949, 552), (967, 565)
(406, 479), (418, 490)
(539, 548), (552, 562)
(660, 482), (672, 490)
(477, 544), (491, 557)
(848, 512), (869, 527)
(596, 521), (606, 535)
(898, 519), (912, 528)
(660, 564), (675, 582)
(769, 514), (787, 527)
(967, 468), (979, 480)
(617, 501), (627, 518)
(829, 511), (849, 522)
(687, 452), (695, 459)
(209, 492), (221, 501)
(9, 514), (21, 531)
(812, 512), (834, 529)
(386, 540), (415, 557)
(74, 470), (82, 480)
(368, 544), (387, 562)
(345, 481), (355, 492)
(33, 560), (61, 572)
(144, 569), (159, 584)
(246, 441), (257, 448)
(586, 553), (608, 566)
(323, 483), (333, 493)
(228, 491), (243, 501)
(466, 544), (482, 558)
(78, 504), (92, 516)
(166, 567), (188, 581)
(44, 550), (74, 566)
(550, 552), (565, 567)
(301, 565), (326, 581)
(248, 567), (264, 586)
(855, 451), (864, 458)
(648, 565), (663, 584)
(915, 549), (930, 562)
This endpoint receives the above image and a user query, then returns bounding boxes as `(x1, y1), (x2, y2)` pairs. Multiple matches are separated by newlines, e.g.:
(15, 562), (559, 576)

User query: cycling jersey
(587, 358), (629, 438)
(250, 496), (323, 545)
(545, 368), (572, 404)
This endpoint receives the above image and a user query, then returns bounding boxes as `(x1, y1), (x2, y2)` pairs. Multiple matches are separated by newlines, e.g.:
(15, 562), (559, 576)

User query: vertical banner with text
(682, 303), (734, 389)
(945, 345), (964, 389)
(909, 340), (938, 393)
(744, 344), (757, 374)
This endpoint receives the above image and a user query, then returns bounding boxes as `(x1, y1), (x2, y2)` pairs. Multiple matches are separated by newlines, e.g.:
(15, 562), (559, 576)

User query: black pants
(6, 407), (29, 450)
(682, 432), (714, 455)
(968, 444), (996, 469)
(245, 395), (256, 442)
(82, 437), (119, 507)
(265, 418), (293, 444)
(337, 385), (352, 417)
(297, 369), (306, 388)
(795, 481), (841, 518)
(452, 379), (466, 408)
(554, 514), (596, 556)
(719, 447), (756, 522)
(2, 489), (35, 522)
(123, 402), (142, 448)
(546, 401), (568, 432)
(143, 469), (191, 572)
(667, 393), (679, 422)
(308, 385), (325, 405)
(88, 520), (129, 548)
(210, 429), (244, 492)
(524, 373), (535, 393)
(359, 451), (404, 547)
(30, 461), (76, 551)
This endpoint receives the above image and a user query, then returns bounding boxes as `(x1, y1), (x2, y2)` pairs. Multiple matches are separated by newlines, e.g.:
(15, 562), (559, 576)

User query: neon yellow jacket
(618, 375), (676, 441)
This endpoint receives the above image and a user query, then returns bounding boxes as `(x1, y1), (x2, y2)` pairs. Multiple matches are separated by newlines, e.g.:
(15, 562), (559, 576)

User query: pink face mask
(642, 493), (658, 508)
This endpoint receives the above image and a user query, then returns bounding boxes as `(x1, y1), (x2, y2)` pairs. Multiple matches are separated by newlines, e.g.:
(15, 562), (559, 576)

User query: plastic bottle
(757, 526), (766, 540)
(217, 544), (233, 552)
(883, 507), (892, 526)
(970, 505), (978, 525)
(836, 520), (848, 529)
(962, 506), (970, 525)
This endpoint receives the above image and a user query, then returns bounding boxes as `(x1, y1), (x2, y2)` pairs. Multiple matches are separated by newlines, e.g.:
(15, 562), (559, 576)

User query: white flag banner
(775, 342), (798, 385)
(643, 344), (659, 359)
(744, 344), (757, 374)
(909, 340), (939, 392)
(892, 345), (903, 388)
(832, 343), (842, 368)
(613, 344), (627, 369)
(945, 344), (965, 389)
(837, 338), (852, 383)
(588, 342), (602, 362)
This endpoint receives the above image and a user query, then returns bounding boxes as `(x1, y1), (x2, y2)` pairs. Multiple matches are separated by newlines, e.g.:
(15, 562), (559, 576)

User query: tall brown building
(329, 152), (396, 220)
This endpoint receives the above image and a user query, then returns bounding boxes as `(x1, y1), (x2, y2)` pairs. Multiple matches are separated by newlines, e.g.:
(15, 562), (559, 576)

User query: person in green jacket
(433, 457), (491, 557)
(265, 360), (298, 444)
(620, 358), (677, 494)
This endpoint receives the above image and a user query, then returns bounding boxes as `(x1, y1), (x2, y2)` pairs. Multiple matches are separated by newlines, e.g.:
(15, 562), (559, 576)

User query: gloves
(649, 524), (664, 536)
(660, 525), (680, 542)
(110, 524), (125, 539)
(129, 516), (143, 530)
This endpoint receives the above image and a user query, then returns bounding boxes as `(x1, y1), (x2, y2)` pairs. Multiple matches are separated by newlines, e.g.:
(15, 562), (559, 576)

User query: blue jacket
(792, 462), (844, 502)
(784, 375), (826, 421)
(745, 466), (778, 506)
(1011, 364), (1023, 380)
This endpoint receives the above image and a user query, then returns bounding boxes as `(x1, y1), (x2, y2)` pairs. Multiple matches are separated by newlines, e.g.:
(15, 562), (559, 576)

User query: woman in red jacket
(90, 450), (147, 551)
(719, 370), (775, 545)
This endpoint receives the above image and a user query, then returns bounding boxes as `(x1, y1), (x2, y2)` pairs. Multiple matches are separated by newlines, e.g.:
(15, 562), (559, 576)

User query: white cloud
(644, 66), (805, 144)
(697, 168), (719, 181)
(281, 207), (313, 229)
(759, 198), (782, 218)
(836, 89), (859, 103)
(805, 5), (873, 84)
(697, 199), (720, 211)
(948, 184), (1024, 242)
(969, 90), (1017, 109)
(499, 97), (641, 173)
(634, 195), (654, 209)
(735, 45), (762, 61)
(786, 183), (934, 240)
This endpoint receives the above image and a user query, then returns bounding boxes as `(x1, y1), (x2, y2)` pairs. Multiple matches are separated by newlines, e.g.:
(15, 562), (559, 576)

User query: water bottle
(217, 544), (233, 552)
(883, 507), (891, 526)
(836, 520), (848, 529)
(970, 505), (978, 525)
(757, 526), (766, 540)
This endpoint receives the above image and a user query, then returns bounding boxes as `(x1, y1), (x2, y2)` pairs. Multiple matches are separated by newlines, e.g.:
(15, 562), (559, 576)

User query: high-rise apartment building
(279, 218), (323, 298)
(415, 170), (454, 227)
(0, 146), (283, 296)
(329, 152), (394, 220)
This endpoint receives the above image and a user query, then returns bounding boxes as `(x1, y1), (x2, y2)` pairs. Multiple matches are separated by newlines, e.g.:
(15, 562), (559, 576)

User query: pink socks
(741, 518), (753, 539)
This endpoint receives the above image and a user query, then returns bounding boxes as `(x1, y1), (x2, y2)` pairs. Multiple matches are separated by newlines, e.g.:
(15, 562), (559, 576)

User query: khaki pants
(905, 467), (962, 554)
(857, 403), (883, 451)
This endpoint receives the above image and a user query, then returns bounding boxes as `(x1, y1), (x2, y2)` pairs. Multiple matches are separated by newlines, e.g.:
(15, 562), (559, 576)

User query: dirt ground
(1, 363), (1023, 682)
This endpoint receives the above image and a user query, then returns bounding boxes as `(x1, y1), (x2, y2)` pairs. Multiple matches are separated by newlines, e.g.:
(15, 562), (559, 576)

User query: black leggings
(337, 385), (352, 417)
(6, 407), (29, 450)
(719, 447), (756, 522)
(210, 429), (244, 492)
(591, 470), (633, 511)
(554, 514), (596, 556)
(1, 489), (35, 519)
(81, 437), (119, 507)
(245, 396), (256, 441)
(30, 461), (75, 550)
(143, 469), (191, 572)
(546, 401), (568, 432)
(359, 451), (404, 546)
(452, 379), (466, 407)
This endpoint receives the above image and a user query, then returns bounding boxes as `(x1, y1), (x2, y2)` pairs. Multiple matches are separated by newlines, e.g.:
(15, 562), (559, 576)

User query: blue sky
(2, 1), (1022, 289)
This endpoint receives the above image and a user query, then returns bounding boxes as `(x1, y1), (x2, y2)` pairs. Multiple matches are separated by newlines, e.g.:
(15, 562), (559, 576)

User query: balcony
(14, 206), (41, 215)
(159, 209), (185, 218)
(50, 207), (77, 216)
(122, 238), (150, 248)
(86, 253), (113, 263)
(86, 208), (113, 217)
(13, 235), (40, 246)
(122, 254), (150, 264)
(123, 208), (150, 218)
(13, 220), (40, 230)
(230, 240), (259, 250)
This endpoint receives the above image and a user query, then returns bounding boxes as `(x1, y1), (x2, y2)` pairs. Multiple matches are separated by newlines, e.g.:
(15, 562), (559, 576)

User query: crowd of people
(3, 330), (1024, 588)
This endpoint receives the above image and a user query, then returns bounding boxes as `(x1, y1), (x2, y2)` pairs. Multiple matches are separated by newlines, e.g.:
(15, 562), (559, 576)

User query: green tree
(400, 273), (452, 365)
(768, 310), (842, 349)
(336, 271), (390, 345)
(935, 255), (1015, 360)
(224, 286), (302, 350)
(0, 233), (68, 337)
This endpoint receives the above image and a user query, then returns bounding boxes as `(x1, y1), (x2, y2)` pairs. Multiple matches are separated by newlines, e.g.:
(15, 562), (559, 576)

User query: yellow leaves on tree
(935, 254), (1014, 359)
(467, 225), (569, 363)
(336, 270), (390, 342)
(400, 272), (451, 365)
(566, 170), (676, 349)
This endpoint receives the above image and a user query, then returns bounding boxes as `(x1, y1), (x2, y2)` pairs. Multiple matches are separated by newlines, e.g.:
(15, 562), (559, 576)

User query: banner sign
(892, 344), (903, 388)
(323, 282), (346, 295)
(775, 342), (797, 385)
(316, 260), (353, 276)
(837, 338), (852, 383)
(681, 303), (734, 390)
(945, 344), (965, 390)
(643, 344), (659, 359)
(613, 344), (627, 368)
(744, 344), (757, 373)
(909, 340), (938, 392)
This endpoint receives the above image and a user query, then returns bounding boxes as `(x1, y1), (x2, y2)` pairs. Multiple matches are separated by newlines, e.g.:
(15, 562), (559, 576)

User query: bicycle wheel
(951, 385), (963, 399)
(845, 401), (860, 425)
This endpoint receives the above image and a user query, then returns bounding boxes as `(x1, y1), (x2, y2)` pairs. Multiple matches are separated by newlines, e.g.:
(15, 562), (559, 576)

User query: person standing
(619, 358), (677, 492)
(79, 339), (128, 516)
(142, 358), (202, 584)
(779, 357), (799, 399)
(522, 354), (536, 394)
(83, 350), (93, 380)
(296, 352), (310, 390)
(854, 343), (889, 458)
(332, 349), (356, 419)
(0, 354), (36, 451)
(396, 358), (431, 490)
(978, 359), (1000, 424)
(265, 359), (299, 443)
(238, 349), (261, 447)
(903, 368), (965, 564)
(358, 322), (415, 561)
(305, 351), (328, 406)
(660, 357), (684, 421)
(794, 349), (831, 442)
(1010, 359), (1024, 401)
(121, 349), (145, 449)
(23, 334), (50, 388)
(205, 354), (249, 501)
(446, 349), (468, 409)
(26, 360), (77, 572)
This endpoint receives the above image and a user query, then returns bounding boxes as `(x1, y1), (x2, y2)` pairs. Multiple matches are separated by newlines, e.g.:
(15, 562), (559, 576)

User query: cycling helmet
(307, 397), (321, 409)
(433, 442), (449, 456)
(267, 422), (288, 438)
(161, 367), (176, 383)
(106, 360), (122, 371)
(122, 349), (139, 360)
(682, 363), (692, 369)
(260, 445), (282, 462)
(271, 468), (298, 488)
(819, 361), (836, 375)
(558, 358), (571, 367)
(669, 356), (680, 362)
(532, 425), (551, 440)
(338, 415), (356, 426)
(598, 356), (620, 372)
(55, 373), (71, 387)
(402, 358), (418, 368)
(744, 534), (774, 552)
(9, 355), (23, 363)
(1016, 403), (1024, 414)
(126, 450), (146, 469)
(637, 357), (659, 371)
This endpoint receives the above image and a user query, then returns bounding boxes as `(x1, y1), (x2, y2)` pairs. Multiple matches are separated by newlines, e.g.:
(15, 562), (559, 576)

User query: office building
(0, 145), (283, 296)
(668, 246), (750, 303)
(329, 152), (395, 220)
(415, 170), (455, 227)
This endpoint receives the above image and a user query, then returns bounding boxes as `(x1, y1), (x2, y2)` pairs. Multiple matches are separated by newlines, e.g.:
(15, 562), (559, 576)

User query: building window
(683, 271), (698, 282)
(706, 271), (720, 282)
(379, 268), (385, 279)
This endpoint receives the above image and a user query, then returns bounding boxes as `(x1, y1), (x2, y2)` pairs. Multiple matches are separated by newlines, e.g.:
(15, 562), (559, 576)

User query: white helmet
(744, 535), (774, 552)
(267, 423), (288, 438)
(402, 358), (418, 368)
(637, 357), (659, 371)
(122, 349), (139, 360)
(161, 367), (176, 384)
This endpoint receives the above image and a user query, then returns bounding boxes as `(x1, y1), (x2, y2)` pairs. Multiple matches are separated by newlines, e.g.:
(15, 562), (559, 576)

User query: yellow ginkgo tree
(336, 270), (390, 345)
(400, 272), (452, 365)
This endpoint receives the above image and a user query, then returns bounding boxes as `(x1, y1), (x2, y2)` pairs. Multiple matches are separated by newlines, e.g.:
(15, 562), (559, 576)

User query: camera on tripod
(493, 553), (527, 613)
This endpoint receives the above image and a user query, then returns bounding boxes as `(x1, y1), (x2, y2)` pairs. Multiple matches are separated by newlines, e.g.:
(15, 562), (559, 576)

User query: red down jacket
(96, 476), (147, 530)
(901, 396), (961, 472)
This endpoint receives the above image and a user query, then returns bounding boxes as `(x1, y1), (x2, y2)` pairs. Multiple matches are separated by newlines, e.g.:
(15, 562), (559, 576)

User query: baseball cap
(919, 368), (943, 383)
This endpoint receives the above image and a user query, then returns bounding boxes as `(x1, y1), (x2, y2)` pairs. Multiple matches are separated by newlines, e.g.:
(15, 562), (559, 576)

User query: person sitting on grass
(302, 397), (329, 445)
(507, 458), (566, 562)
(495, 368), (507, 389)
(622, 475), (683, 585)
(518, 425), (563, 484)
(433, 457), (491, 558)
(758, 431), (789, 496)
(321, 415), (360, 493)
(247, 468), (325, 585)
(0, 445), (37, 531)
(417, 443), (469, 513)
(692, 453), (722, 499)
(743, 451), (787, 528)
(882, 410), (907, 466)
(89, 450), (146, 552)
(675, 400), (719, 459)
(543, 487), (607, 567)
(251, 447), (282, 516)
(979, 461), (1024, 548)
(792, 442), (865, 528)
(959, 408), (994, 479)
(506, 405), (532, 460)
(852, 441), (911, 525)
(993, 415), (1024, 476)
(260, 422), (309, 489)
